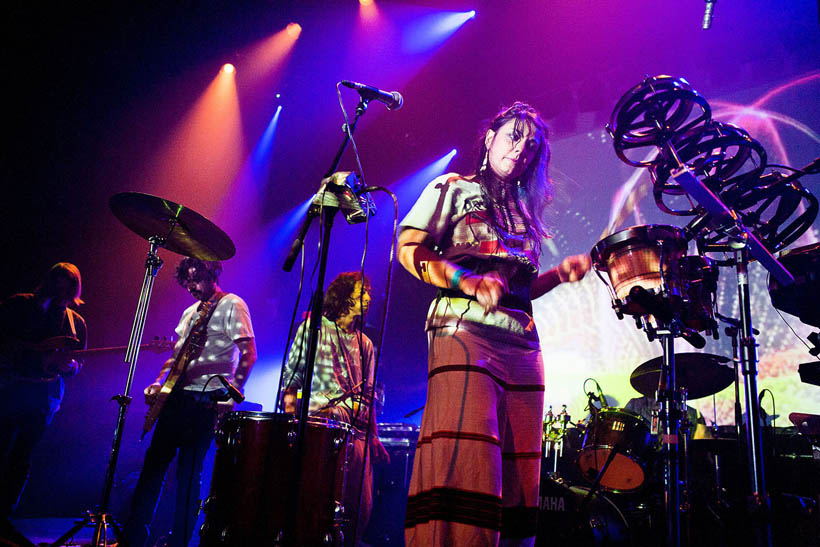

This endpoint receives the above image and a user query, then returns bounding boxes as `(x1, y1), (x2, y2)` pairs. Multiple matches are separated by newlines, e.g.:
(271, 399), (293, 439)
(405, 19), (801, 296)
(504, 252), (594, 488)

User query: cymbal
(630, 352), (733, 400)
(110, 192), (235, 261)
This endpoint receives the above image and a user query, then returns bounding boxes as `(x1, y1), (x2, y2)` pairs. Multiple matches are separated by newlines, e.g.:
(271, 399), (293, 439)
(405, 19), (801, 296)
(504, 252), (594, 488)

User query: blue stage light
(402, 10), (475, 54)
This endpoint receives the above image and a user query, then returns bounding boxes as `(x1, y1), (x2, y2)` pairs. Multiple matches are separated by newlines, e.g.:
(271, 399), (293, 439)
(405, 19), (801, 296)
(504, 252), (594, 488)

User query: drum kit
(535, 76), (819, 547)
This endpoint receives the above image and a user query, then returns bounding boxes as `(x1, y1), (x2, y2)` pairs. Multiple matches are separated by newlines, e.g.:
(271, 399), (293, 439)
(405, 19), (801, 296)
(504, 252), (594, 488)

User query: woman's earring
(479, 151), (488, 173)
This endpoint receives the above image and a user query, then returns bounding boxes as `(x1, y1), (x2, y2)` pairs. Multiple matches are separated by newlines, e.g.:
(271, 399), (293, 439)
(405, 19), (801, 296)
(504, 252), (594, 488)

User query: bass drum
(536, 477), (630, 546)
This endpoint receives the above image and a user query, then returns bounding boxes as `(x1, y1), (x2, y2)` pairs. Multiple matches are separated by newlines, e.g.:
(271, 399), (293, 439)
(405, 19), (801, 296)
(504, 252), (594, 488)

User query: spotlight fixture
(286, 22), (302, 39)
(222, 63), (235, 74)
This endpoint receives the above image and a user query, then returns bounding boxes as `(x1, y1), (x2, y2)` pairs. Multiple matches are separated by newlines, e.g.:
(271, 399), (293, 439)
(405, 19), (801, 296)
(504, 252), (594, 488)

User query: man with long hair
(0, 263), (86, 520)
(282, 271), (389, 545)
(124, 257), (256, 547)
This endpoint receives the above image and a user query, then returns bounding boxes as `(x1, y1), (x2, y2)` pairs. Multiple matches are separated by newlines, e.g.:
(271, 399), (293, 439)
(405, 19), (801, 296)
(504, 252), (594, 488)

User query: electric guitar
(0, 336), (174, 379)
(142, 300), (215, 438)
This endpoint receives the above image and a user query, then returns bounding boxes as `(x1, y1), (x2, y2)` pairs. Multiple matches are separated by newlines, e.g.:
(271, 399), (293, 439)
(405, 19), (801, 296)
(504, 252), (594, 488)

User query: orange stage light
(142, 67), (245, 216)
(286, 22), (302, 39)
(358, 0), (380, 23)
(222, 63), (235, 74)
(240, 25), (301, 87)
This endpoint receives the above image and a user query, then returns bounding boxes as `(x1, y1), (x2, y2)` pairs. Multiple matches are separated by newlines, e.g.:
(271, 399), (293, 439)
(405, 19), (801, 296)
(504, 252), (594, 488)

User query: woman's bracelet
(450, 267), (470, 289)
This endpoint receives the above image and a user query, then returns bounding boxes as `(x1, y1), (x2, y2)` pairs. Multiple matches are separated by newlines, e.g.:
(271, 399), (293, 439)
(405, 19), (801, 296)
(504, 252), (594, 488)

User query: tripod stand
(50, 237), (164, 547)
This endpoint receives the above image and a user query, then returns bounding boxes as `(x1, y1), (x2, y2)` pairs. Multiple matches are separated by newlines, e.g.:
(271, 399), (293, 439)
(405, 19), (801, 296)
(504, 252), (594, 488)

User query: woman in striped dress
(398, 102), (590, 546)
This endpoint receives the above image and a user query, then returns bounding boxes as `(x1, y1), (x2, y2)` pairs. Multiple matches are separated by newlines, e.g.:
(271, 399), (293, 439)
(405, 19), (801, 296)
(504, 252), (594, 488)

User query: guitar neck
(74, 341), (168, 357)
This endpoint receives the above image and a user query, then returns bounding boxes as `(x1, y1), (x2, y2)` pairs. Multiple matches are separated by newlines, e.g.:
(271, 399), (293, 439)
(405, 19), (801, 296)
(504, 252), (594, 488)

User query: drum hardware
(607, 75), (819, 546)
(544, 405), (572, 472)
(768, 242), (820, 328)
(49, 193), (235, 547)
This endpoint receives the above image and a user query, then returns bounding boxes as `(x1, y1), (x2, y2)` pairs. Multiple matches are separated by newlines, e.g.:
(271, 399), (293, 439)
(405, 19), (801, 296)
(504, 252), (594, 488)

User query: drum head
(577, 408), (651, 493)
(591, 224), (687, 269)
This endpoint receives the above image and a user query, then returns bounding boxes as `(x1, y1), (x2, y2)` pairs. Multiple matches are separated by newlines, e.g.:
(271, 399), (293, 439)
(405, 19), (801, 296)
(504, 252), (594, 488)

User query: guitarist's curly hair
(323, 272), (370, 322)
(174, 257), (222, 286)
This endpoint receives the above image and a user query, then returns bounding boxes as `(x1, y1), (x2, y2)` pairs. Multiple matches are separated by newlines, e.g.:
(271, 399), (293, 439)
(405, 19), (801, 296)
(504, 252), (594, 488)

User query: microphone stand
(280, 94), (371, 545)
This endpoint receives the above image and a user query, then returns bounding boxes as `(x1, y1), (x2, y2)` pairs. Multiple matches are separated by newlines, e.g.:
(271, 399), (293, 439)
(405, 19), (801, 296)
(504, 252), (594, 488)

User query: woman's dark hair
(174, 257), (222, 287)
(36, 262), (84, 306)
(475, 101), (553, 243)
(323, 272), (371, 322)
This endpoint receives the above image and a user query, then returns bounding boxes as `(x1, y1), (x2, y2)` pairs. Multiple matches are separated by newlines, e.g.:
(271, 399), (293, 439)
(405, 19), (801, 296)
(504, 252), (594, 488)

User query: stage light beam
(402, 10), (475, 54)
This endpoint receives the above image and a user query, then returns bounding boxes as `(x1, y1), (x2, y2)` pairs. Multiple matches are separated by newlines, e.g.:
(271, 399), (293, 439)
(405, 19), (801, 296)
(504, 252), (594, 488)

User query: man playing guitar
(0, 263), (86, 522)
(124, 257), (256, 547)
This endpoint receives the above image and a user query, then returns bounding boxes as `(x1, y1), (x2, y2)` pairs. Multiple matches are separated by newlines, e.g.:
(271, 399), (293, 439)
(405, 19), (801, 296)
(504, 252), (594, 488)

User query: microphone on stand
(341, 80), (404, 110)
(702, 0), (717, 30)
(217, 375), (245, 403)
(597, 384), (608, 408)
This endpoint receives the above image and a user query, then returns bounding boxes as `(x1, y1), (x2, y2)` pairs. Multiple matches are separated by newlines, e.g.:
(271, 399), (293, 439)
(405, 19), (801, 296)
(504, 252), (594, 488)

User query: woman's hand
(556, 254), (591, 283)
(459, 271), (508, 314)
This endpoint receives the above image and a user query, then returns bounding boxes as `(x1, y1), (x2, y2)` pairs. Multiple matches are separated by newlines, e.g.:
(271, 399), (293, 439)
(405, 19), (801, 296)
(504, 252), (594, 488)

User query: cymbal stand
(651, 322), (683, 547)
(732, 246), (772, 545)
(51, 235), (166, 547)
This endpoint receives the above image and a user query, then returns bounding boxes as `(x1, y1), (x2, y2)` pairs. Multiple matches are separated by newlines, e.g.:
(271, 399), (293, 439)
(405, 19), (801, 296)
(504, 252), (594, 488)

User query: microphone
(341, 80), (404, 110)
(680, 328), (707, 349)
(597, 384), (608, 408)
(217, 375), (245, 404)
(702, 0), (716, 30)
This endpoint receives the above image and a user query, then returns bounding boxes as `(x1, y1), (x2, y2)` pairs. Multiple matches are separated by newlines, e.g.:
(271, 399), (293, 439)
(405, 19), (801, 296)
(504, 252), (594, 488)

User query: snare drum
(577, 408), (652, 493)
(591, 225), (688, 316)
(200, 411), (351, 546)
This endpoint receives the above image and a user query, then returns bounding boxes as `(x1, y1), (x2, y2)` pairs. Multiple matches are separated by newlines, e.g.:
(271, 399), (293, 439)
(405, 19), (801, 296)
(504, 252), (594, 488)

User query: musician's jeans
(0, 380), (62, 518)
(124, 389), (219, 547)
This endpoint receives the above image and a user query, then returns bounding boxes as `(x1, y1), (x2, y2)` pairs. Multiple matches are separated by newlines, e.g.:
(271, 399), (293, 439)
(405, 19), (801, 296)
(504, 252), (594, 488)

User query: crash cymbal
(110, 192), (235, 261)
(630, 352), (733, 400)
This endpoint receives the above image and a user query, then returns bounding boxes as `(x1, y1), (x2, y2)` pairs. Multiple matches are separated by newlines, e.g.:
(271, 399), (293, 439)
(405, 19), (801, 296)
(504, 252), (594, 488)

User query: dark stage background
(2, 0), (819, 534)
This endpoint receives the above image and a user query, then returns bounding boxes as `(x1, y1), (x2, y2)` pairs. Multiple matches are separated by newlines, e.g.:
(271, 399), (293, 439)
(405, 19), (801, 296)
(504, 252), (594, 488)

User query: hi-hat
(630, 352), (733, 400)
(110, 192), (235, 261)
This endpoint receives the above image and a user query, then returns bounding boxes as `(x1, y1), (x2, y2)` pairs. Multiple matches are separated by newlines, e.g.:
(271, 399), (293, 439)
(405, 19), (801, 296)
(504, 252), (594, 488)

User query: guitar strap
(65, 308), (77, 338)
(179, 291), (227, 380)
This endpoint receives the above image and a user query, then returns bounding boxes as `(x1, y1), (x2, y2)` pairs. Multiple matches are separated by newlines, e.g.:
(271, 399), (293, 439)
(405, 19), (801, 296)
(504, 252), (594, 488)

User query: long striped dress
(401, 173), (545, 546)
